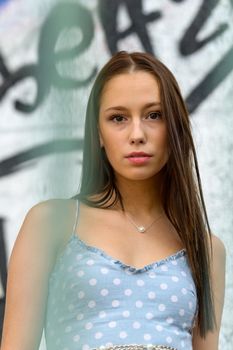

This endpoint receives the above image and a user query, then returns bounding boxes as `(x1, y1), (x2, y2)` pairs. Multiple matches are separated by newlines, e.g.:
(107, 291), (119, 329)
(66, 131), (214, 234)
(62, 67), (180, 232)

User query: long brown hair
(71, 51), (216, 337)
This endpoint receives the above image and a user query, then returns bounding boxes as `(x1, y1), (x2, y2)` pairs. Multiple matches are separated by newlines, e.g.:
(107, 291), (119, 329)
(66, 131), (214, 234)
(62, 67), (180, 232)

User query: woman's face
(98, 71), (169, 182)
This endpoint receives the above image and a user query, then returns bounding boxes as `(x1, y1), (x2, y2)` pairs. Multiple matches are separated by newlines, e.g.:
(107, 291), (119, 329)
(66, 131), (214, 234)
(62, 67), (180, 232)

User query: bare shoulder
(9, 197), (77, 278)
(26, 198), (77, 254)
(210, 233), (226, 263)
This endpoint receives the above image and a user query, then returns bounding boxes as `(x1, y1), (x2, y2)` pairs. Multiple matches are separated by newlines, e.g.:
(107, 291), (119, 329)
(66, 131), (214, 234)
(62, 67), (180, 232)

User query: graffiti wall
(0, 0), (232, 349)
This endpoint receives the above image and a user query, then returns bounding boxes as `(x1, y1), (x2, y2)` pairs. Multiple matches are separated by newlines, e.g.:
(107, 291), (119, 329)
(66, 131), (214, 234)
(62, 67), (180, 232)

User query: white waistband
(91, 345), (177, 350)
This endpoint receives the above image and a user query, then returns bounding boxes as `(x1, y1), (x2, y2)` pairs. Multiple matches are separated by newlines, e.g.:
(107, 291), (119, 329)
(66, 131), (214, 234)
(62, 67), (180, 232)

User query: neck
(114, 174), (164, 218)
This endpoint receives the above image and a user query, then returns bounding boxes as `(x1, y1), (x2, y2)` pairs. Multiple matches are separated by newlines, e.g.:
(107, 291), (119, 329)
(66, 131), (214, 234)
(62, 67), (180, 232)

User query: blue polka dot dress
(44, 200), (198, 350)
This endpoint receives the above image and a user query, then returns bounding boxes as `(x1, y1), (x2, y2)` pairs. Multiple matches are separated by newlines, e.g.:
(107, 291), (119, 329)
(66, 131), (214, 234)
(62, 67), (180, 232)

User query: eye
(110, 115), (126, 123)
(147, 111), (162, 120)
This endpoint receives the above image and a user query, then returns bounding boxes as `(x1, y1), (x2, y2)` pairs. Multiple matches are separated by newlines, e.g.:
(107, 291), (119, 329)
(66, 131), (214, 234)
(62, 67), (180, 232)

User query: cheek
(101, 128), (121, 151)
(155, 129), (169, 162)
(105, 144), (119, 163)
(155, 127), (168, 148)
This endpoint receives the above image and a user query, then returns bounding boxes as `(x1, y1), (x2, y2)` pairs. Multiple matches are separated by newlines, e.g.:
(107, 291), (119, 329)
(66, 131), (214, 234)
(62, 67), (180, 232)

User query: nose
(129, 119), (146, 145)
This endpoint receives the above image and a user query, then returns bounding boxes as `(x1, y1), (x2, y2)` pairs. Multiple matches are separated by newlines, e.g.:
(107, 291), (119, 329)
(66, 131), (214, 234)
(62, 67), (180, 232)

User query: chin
(116, 171), (162, 182)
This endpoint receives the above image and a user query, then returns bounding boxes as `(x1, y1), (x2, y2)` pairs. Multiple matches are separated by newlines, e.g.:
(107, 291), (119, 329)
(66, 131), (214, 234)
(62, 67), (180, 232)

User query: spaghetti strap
(72, 200), (80, 234)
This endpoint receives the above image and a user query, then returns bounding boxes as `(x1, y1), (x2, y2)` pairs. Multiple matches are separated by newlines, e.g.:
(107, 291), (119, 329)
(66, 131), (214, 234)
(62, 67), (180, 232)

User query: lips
(129, 155), (149, 157)
(126, 152), (152, 158)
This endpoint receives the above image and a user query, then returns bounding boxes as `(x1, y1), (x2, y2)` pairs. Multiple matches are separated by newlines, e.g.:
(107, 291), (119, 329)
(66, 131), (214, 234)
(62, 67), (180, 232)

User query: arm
(192, 233), (226, 350)
(0, 199), (75, 350)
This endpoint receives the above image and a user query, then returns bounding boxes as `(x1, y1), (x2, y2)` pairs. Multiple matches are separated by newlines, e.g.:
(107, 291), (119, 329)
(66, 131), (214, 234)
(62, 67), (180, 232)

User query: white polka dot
(77, 270), (84, 277)
(101, 267), (109, 274)
(148, 271), (156, 278)
(95, 332), (103, 339)
(146, 312), (154, 320)
(124, 288), (133, 296)
(78, 291), (85, 299)
(171, 295), (178, 302)
(119, 331), (127, 339)
(89, 278), (97, 286)
(182, 322), (187, 328)
(122, 310), (130, 317)
(86, 259), (95, 266)
(88, 300), (96, 308)
(174, 329), (180, 335)
(65, 326), (72, 333)
(161, 265), (168, 271)
(172, 276), (179, 282)
(171, 260), (178, 265)
(108, 321), (117, 328)
(144, 334), (151, 340)
(136, 279), (145, 286)
(76, 313), (84, 320)
(70, 283), (76, 290)
(135, 300), (143, 308)
(181, 340), (185, 347)
(158, 304), (166, 311)
(181, 271), (187, 277)
(85, 322), (93, 330)
(73, 334), (80, 342)
(166, 336), (172, 343)
(179, 309), (185, 316)
(132, 321), (141, 329)
(113, 278), (121, 285)
(76, 254), (83, 260)
(160, 283), (168, 290)
(148, 291), (156, 299)
(82, 345), (90, 350)
(100, 288), (109, 296)
(156, 325), (163, 331)
(99, 310), (106, 318)
(112, 300), (120, 307)
(166, 317), (174, 324)
(181, 288), (187, 294)
(189, 301), (193, 309)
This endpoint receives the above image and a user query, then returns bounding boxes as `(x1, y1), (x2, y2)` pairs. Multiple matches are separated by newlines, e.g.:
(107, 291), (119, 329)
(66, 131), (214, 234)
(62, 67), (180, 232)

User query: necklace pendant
(138, 226), (146, 233)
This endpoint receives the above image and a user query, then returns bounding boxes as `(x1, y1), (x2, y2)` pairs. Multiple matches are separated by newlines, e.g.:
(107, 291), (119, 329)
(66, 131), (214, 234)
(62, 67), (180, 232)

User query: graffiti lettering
(0, 0), (232, 115)
(186, 44), (233, 113)
(0, 2), (97, 113)
(179, 0), (229, 55)
(0, 139), (83, 178)
(98, 0), (161, 54)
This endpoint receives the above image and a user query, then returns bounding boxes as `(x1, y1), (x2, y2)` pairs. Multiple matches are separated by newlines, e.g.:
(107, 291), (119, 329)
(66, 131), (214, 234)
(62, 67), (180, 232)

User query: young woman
(1, 51), (226, 350)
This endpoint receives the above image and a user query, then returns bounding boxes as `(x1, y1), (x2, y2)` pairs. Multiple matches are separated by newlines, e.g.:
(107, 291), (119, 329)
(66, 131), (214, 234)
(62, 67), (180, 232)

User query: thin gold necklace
(124, 211), (164, 233)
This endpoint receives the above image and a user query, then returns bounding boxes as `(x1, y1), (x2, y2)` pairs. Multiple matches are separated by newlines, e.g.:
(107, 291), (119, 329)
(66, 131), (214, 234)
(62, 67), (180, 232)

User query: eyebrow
(104, 102), (161, 112)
